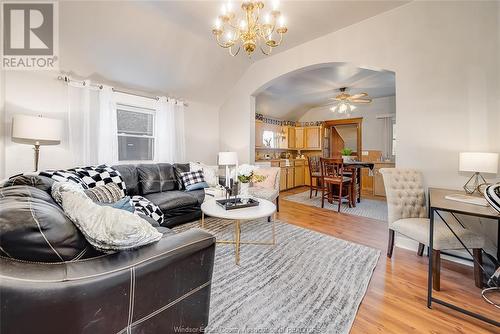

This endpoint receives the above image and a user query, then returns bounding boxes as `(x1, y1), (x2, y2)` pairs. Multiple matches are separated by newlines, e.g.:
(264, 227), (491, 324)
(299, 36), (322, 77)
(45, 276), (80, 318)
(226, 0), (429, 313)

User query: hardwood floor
(277, 187), (499, 334)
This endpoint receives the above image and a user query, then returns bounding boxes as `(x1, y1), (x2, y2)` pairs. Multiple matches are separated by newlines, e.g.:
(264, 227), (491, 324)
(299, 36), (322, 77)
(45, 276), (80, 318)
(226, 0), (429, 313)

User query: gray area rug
(175, 218), (380, 334)
(284, 191), (388, 222)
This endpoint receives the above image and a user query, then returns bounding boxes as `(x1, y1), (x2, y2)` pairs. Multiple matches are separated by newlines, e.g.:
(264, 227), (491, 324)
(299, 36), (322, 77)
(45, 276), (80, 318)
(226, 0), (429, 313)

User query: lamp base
(34, 144), (40, 172)
(463, 172), (487, 195)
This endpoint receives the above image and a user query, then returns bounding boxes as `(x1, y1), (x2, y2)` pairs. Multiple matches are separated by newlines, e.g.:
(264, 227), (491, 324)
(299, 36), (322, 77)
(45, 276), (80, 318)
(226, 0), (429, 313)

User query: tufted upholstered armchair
(248, 167), (281, 217)
(380, 168), (485, 290)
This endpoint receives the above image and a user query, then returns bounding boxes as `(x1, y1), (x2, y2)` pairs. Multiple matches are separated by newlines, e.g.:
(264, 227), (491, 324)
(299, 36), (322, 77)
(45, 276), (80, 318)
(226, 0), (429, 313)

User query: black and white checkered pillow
(28, 170), (89, 189)
(130, 195), (164, 225)
(69, 165), (126, 197)
(180, 170), (205, 188)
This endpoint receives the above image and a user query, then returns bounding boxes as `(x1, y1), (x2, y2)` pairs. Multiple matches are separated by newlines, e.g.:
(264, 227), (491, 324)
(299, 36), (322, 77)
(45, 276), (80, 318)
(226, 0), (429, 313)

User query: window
(262, 130), (275, 148)
(117, 105), (155, 161)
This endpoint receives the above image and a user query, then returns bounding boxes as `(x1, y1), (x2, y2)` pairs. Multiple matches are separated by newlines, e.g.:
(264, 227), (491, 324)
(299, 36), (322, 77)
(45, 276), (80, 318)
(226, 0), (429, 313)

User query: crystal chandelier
(211, 1), (288, 57)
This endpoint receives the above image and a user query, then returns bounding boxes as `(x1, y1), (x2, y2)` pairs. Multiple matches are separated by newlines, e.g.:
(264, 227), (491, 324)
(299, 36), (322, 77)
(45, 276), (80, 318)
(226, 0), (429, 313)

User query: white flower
(237, 164), (255, 177)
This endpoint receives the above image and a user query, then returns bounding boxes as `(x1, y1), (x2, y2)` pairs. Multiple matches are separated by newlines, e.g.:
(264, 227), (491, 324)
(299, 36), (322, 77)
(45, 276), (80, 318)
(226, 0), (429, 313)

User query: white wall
(299, 96), (396, 152)
(185, 101), (219, 165)
(2, 71), (219, 177)
(219, 0), (499, 187)
(219, 1), (500, 252)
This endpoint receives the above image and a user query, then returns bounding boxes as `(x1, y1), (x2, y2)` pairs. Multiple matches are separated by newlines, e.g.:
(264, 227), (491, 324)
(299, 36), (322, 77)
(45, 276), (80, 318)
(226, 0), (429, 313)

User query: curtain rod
(57, 75), (188, 107)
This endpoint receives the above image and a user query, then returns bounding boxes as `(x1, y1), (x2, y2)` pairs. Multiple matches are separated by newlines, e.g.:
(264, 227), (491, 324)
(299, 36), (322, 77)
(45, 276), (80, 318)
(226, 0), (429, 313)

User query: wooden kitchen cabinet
(295, 127), (304, 149)
(279, 167), (287, 191)
(286, 167), (295, 189)
(293, 160), (305, 186)
(288, 127), (296, 149)
(305, 126), (321, 149)
(294, 165), (304, 186)
(255, 120), (264, 148)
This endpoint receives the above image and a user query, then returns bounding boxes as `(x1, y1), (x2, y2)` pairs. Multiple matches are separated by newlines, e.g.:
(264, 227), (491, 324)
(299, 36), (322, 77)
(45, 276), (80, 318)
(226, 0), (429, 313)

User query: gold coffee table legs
(200, 213), (276, 266)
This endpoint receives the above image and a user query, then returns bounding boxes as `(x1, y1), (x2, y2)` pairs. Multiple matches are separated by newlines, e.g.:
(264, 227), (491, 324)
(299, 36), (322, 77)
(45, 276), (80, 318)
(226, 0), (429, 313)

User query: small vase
(342, 156), (351, 163)
(239, 182), (250, 197)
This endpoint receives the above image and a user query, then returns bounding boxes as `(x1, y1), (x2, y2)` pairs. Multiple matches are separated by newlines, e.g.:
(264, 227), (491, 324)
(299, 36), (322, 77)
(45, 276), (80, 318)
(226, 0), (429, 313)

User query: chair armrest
(0, 229), (216, 334)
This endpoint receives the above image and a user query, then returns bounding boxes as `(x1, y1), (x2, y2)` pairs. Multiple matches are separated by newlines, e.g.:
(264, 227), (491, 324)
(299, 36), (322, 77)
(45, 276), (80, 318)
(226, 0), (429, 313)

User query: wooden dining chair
(343, 166), (357, 208)
(307, 156), (322, 198)
(319, 158), (353, 212)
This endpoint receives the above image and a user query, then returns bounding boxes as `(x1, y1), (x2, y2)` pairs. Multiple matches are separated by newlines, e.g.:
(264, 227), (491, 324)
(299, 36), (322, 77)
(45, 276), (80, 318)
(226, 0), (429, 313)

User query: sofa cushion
(144, 191), (198, 211)
(2, 175), (55, 193)
(137, 163), (177, 195)
(187, 189), (205, 205)
(0, 185), (90, 262)
(173, 163), (190, 190)
(113, 164), (140, 196)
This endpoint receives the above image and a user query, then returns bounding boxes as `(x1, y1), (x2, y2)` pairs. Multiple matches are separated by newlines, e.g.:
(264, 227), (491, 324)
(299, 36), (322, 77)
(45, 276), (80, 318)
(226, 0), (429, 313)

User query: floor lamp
(11, 115), (62, 172)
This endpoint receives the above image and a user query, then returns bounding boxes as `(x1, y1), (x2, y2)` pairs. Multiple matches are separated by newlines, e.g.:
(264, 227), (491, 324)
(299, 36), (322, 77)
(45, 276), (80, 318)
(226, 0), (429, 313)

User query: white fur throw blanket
(52, 182), (163, 251)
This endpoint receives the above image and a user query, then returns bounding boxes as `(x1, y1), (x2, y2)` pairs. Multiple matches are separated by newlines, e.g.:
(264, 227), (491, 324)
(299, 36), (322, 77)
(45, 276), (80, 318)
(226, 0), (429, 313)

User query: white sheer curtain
(96, 85), (118, 164)
(67, 80), (98, 166)
(67, 82), (117, 166)
(155, 97), (186, 163)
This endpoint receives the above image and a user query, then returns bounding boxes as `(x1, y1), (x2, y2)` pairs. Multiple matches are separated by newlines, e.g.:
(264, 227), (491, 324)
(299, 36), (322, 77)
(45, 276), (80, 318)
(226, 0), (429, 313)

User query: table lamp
(12, 115), (62, 171)
(218, 151), (238, 187)
(459, 152), (498, 194)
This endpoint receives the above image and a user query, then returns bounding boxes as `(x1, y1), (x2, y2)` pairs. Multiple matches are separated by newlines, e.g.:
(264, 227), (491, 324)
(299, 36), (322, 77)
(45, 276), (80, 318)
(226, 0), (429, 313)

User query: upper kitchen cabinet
(255, 120), (264, 148)
(295, 127), (304, 149)
(305, 126), (321, 150)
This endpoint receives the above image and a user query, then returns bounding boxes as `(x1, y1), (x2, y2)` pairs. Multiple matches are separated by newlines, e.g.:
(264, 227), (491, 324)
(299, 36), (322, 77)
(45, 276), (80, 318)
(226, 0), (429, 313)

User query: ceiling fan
(329, 87), (372, 114)
(331, 87), (372, 104)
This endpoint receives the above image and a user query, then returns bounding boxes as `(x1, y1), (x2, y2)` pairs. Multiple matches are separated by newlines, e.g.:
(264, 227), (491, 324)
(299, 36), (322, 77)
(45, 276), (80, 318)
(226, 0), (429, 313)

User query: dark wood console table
(427, 188), (500, 327)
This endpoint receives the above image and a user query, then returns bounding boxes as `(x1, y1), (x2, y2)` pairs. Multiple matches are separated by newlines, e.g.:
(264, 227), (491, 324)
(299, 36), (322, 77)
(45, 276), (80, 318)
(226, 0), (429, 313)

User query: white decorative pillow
(190, 162), (219, 187)
(52, 182), (162, 252)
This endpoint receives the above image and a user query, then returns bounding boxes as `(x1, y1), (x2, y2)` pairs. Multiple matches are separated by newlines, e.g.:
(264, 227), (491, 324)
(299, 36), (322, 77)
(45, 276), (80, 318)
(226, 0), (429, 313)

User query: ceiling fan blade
(350, 99), (372, 104)
(349, 93), (368, 99)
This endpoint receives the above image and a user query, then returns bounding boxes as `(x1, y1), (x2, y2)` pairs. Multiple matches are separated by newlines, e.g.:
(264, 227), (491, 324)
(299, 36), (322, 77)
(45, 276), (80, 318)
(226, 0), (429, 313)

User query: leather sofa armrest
(0, 229), (216, 334)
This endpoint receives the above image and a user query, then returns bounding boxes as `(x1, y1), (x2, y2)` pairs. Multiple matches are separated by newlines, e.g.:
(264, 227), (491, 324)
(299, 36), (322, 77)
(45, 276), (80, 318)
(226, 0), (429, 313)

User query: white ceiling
(58, 1), (407, 105)
(255, 63), (396, 120)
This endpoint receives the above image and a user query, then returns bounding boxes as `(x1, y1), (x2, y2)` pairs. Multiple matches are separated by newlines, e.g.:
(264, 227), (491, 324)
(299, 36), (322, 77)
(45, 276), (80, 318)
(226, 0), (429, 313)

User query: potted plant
(234, 164), (266, 197)
(341, 148), (353, 163)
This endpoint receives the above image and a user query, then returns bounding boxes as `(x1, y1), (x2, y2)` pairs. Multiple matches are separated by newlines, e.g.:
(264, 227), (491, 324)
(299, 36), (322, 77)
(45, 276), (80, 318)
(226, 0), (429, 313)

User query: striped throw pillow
(84, 183), (124, 203)
(484, 183), (500, 213)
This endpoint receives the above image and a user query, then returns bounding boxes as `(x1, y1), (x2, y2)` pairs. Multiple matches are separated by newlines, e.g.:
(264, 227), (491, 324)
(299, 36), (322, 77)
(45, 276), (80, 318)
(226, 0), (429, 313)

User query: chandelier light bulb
(221, 4), (227, 15)
(225, 31), (233, 41)
(239, 19), (247, 29)
(264, 13), (271, 24)
(226, 1), (233, 13)
(214, 18), (221, 29)
(272, 0), (280, 11)
(278, 16), (286, 28)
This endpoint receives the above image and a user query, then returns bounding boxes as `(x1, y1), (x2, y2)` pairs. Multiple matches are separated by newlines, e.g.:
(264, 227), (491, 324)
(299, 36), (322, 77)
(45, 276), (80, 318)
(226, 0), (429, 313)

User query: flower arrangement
(235, 164), (266, 184)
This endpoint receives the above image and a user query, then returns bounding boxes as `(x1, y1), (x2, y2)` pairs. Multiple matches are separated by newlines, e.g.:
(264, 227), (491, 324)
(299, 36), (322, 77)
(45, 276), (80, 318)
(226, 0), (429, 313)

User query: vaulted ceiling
(58, 1), (408, 106)
(255, 63), (396, 120)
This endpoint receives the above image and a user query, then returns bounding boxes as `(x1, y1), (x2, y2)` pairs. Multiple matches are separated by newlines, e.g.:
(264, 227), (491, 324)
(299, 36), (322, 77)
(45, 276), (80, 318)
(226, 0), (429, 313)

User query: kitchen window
(116, 104), (155, 161)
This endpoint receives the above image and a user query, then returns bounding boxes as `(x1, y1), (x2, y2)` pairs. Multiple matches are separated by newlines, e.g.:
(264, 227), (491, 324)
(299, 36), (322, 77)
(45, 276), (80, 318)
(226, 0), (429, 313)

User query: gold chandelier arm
(229, 45), (241, 57)
(259, 44), (272, 56)
(215, 34), (235, 49)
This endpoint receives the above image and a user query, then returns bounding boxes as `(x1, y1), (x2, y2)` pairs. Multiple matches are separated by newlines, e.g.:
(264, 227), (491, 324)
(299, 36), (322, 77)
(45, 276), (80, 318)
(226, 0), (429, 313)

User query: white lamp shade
(459, 152), (498, 174)
(12, 115), (62, 145)
(218, 151), (238, 166)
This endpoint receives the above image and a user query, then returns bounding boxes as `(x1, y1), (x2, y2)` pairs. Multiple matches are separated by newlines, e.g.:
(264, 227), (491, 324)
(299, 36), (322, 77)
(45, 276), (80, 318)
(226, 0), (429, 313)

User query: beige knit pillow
(84, 183), (123, 203)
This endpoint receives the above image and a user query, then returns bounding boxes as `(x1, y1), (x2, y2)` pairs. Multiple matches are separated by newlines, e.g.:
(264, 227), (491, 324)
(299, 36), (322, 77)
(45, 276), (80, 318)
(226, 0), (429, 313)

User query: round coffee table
(201, 198), (276, 265)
